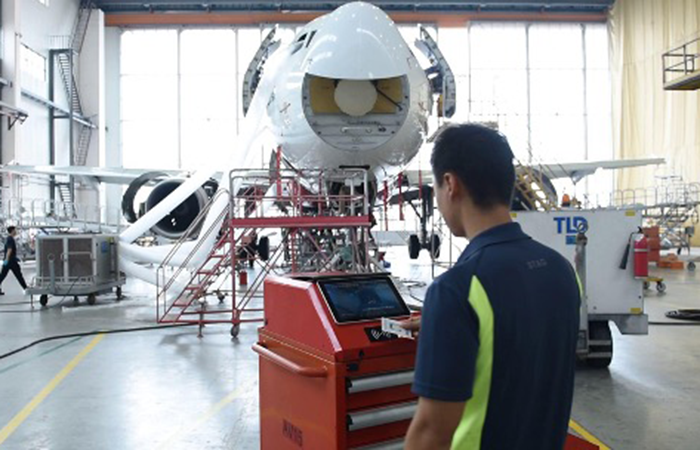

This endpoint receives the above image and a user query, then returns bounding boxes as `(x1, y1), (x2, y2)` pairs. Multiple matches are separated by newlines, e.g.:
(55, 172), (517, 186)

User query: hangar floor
(0, 247), (698, 450)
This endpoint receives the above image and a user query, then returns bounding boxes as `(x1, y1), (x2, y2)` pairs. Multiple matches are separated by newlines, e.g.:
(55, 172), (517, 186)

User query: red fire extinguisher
(633, 231), (649, 279)
(620, 229), (649, 279)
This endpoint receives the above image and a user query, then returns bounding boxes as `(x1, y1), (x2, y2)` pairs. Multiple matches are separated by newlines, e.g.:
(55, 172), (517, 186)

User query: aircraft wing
(401, 157), (665, 187)
(539, 157), (665, 183)
(0, 165), (198, 184)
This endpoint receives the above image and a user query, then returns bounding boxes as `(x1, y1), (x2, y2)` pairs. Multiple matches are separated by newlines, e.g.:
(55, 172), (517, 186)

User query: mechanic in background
(0, 226), (28, 295)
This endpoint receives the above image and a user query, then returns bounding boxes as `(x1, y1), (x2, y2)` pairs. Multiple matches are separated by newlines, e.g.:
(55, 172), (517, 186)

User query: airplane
(1, 1), (664, 280)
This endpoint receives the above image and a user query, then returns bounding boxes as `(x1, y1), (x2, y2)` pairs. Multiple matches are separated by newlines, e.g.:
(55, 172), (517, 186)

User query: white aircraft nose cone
(303, 1), (410, 80)
(334, 80), (378, 116)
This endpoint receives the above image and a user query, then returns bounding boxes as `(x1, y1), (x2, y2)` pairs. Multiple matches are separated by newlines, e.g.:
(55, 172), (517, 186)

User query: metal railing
(156, 189), (231, 323)
(0, 197), (123, 232)
(228, 167), (371, 219)
(663, 36), (700, 87)
(609, 182), (700, 209)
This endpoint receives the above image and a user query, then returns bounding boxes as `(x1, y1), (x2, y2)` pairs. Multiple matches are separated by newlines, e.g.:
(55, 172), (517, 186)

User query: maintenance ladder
(156, 168), (375, 337)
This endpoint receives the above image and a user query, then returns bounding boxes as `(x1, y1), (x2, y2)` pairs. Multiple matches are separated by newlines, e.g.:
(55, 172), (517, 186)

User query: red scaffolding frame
(155, 166), (375, 337)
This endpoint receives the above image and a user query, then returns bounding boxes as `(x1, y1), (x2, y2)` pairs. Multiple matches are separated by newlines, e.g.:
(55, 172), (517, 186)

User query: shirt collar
(458, 222), (531, 263)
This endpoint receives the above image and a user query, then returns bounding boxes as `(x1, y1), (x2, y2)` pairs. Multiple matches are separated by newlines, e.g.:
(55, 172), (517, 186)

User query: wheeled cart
(514, 210), (649, 368)
(27, 234), (125, 306)
(255, 273), (419, 450)
(254, 273), (602, 449)
(643, 276), (666, 293)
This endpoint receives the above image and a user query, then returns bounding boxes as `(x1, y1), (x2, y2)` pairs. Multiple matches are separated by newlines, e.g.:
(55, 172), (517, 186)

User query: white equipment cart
(514, 209), (648, 368)
(28, 234), (125, 306)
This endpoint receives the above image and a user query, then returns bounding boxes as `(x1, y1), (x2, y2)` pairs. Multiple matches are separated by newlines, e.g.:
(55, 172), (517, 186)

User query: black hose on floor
(665, 309), (700, 321)
(0, 323), (198, 361)
(649, 309), (700, 326)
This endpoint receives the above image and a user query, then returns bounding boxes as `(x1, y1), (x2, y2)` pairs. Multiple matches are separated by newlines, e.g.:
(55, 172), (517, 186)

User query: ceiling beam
(105, 10), (607, 27)
(94, 0), (614, 14)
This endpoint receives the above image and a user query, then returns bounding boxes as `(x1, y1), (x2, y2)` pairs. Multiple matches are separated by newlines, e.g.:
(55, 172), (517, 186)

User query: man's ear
(442, 172), (463, 200)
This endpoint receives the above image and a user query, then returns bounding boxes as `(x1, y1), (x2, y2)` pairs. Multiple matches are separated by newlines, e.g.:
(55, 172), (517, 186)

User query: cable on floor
(649, 309), (700, 326)
(665, 309), (700, 321)
(0, 323), (198, 361)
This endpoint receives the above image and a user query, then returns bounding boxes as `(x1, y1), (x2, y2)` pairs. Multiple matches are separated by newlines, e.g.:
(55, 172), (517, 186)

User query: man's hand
(400, 316), (421, 338)
(405, 397), (465, 450)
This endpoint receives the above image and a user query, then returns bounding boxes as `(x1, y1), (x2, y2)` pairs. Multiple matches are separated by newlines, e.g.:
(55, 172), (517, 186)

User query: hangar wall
(2, 0), (79, 201)
(0, 0), (105, 212)
(610, 0), (700, 190)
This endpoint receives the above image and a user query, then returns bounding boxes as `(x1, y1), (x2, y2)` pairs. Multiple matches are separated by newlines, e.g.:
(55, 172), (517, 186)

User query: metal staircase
(514, 163), (559, 211)
(71, 0), (94, 54)
(610, 182), (700, 252)
(154, 167), (374, 337)
(158, 224), (234, 324)
(49, 0), (95, 205)
(56, 182), (72, 204)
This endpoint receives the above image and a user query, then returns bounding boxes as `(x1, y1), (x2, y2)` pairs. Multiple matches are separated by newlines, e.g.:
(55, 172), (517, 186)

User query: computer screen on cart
(318, 276), (410, 323)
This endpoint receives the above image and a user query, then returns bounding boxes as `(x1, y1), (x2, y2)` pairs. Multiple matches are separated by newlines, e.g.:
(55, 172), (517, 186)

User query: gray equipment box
(29, 234), (126, 306)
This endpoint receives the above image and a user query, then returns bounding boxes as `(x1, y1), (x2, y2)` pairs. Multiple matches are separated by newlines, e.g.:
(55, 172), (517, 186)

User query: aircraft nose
(303, 2), (410, 80)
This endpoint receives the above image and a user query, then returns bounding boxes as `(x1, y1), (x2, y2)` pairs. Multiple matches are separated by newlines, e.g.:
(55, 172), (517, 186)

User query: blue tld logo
(553, 216), (588, 245)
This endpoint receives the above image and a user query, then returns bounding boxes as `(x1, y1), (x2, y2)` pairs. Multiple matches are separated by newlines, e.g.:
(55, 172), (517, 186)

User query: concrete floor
(0, 249), (699, 449)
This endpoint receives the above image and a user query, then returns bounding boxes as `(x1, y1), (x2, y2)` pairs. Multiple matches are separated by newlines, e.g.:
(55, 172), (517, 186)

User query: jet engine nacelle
(122, 172), (218, 240)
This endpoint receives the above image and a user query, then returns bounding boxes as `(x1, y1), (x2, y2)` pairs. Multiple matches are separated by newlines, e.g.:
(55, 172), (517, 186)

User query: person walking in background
(0, 226), (28, 295)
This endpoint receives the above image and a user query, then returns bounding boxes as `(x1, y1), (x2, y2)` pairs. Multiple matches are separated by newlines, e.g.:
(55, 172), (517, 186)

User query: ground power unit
(514, 209), (648, 368)
(29, 234), (126, 306)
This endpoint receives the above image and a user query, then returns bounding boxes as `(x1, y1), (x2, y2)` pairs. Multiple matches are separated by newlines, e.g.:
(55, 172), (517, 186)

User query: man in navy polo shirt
(404, 124), (580, 450)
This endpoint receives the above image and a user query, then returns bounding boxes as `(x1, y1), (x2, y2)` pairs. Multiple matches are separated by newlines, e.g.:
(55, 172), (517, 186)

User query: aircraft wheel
(409, 234), (420, 260)
(688, 261), (696, 271)
(39, 295), (49, 307)
(258, 236), (270, 261)
(656, 282), (667, 293)
(230, 323), (240, 338)
(87, 293), (97, 305)
(116, 287), (123, 300)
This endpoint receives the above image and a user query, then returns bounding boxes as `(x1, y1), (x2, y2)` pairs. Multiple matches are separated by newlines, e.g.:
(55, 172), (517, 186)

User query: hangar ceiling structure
(93, 0), (615, 14)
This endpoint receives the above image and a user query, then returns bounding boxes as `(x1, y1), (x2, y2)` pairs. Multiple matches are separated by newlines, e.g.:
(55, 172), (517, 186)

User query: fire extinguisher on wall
(619, 228), (649, 279)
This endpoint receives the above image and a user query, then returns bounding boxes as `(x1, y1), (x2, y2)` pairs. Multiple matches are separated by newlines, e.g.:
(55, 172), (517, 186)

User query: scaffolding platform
(610, 182), (700, 252)
(156, 167), (378, 337)
(663, 36), (700, 91)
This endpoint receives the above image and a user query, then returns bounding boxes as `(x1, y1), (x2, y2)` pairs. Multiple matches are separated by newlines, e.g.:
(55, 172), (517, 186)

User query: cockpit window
(306, 30), (317, 48)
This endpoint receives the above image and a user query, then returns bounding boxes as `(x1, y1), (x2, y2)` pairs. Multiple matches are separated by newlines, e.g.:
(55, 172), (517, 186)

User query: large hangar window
(121, 30), (178, 170)
(417, 22), (613, 205)
(119, 22), (612, 201)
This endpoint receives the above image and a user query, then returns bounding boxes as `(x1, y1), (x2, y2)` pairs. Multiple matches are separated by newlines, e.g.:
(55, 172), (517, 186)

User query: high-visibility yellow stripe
(569, 419), (611, 450)
(451, 276), (494, 449)
(0, 334), (105, 446)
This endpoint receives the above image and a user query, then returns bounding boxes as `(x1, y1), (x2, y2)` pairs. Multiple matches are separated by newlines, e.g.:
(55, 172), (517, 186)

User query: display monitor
(318, 276), (410, 323)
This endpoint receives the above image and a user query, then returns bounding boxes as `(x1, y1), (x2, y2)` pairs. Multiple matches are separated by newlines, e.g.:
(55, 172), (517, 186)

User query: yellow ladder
(514, 164), (559, 211)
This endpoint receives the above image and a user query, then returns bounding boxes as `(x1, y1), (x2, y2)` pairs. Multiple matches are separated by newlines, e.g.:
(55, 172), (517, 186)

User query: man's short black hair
(431, 123), (515, 209)
(7, 226), (15, 234)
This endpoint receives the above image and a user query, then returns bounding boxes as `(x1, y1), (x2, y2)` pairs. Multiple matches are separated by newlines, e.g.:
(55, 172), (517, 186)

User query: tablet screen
(318, 276), (410, 323)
